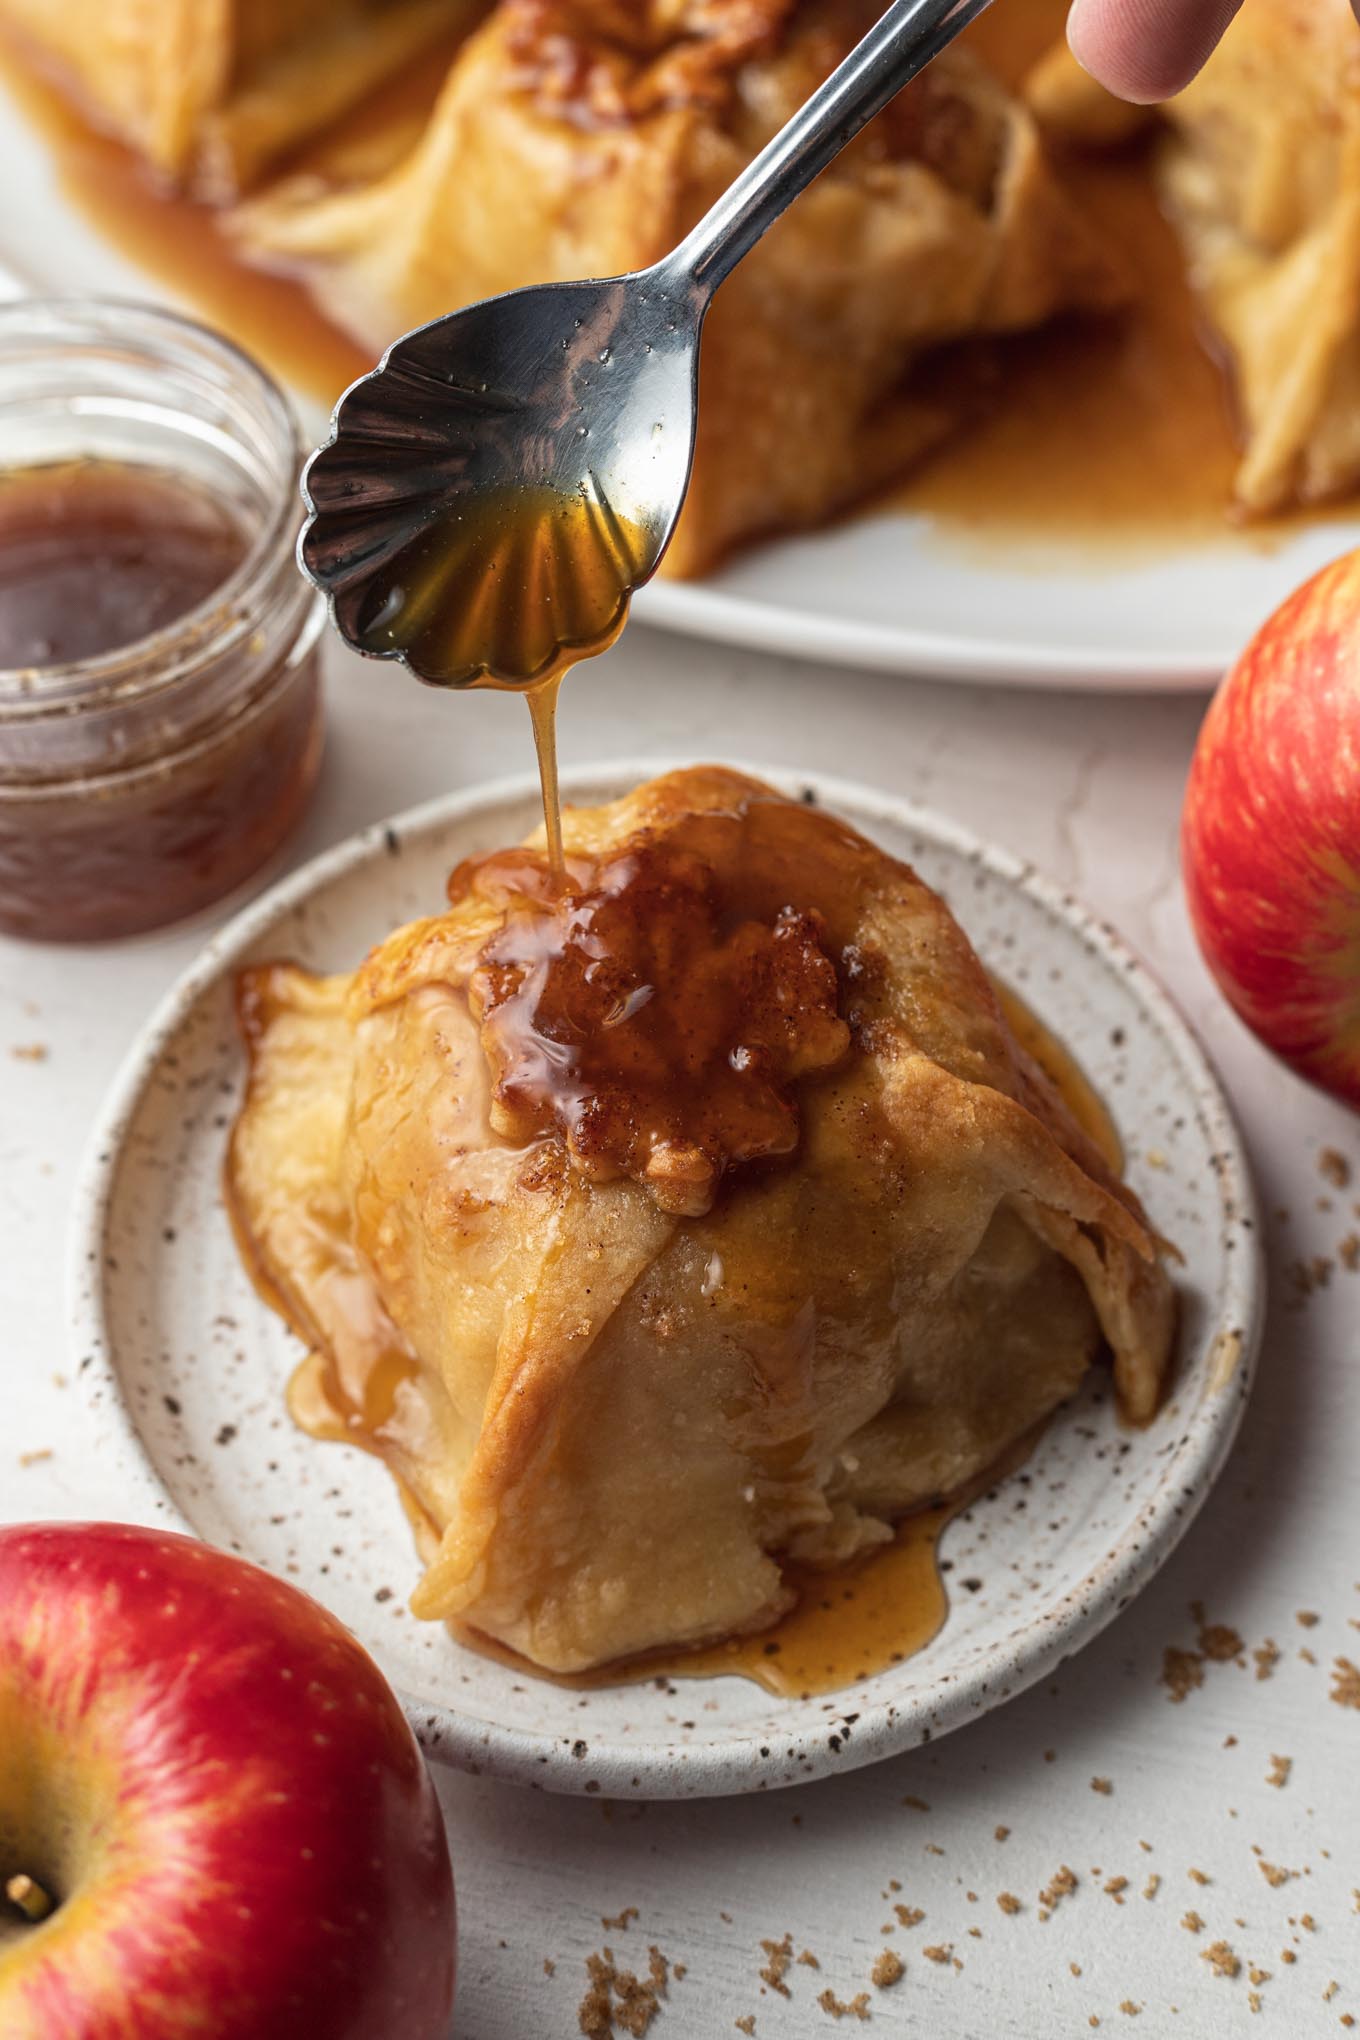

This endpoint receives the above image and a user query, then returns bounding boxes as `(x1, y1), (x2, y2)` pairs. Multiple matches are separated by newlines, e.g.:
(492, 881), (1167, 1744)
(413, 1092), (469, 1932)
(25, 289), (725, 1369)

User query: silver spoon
(299, 0), (995, 690)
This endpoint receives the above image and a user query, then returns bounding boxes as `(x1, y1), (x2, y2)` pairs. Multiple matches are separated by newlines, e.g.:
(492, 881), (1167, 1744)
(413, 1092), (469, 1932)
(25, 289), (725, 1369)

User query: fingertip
(1066, 0), (1245, 104)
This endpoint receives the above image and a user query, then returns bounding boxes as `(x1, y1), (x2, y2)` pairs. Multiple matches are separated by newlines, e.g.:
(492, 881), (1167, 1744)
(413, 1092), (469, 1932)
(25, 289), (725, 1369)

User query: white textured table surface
(3, 633), (1357, 2039)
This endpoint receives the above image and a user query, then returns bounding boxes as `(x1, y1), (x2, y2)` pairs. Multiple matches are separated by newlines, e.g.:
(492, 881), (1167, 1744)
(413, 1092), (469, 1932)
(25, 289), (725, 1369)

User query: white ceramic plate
(70, 763), (1263, 1798)
(1, 81), (1355, 689)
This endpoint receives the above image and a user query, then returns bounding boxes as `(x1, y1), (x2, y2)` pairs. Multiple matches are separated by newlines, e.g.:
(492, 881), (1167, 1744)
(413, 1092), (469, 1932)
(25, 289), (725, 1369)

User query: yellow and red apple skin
(0, 1522), (455, 2040)
(1182, 552), (1360, 1110)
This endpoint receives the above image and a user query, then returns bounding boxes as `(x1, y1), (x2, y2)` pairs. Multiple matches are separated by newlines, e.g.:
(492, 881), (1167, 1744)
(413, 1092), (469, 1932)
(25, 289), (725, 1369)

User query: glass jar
(0, 299), (325, 941)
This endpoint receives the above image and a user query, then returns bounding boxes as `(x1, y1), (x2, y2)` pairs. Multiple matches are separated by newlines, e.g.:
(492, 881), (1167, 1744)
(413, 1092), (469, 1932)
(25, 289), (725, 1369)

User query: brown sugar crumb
(924, 1844), (945, 1857)
(672, 1966), (686, 1983)
(816, 1989), (870, 2021)
(1202, 1941), (1241, 1979)
(1291, 1254), (1333, 1297)
(1340, 1235), (1360, 1272)
(1267, 1754), (1292, 1789)
(10, 1042), (47, 1061)
(1143, 1876), (1161, 1901)
(1071, 1963), (1083, 1977)
(1301, 1913), (1317, 1932)
(997, 1893), (1023, 1916)
(1038, 1866), (1078, 1920)
(1254, 1640), (1281, 1681)
(1282, 1950), (1297, 1965)
(545, 1960), (557, 1977)
(1325, 1981), (1340, 2003)
(1298, 1611), (1321, 1629)
(902, 1794), (930, 1812)
(994, 1825), (1011, 1842)
(893, 1905), (924, 1929)
(1249, 1967), (1272, 1987)
(1194, 1605), (1245, 1662)
(1331, 1658), (1360, 1709)
(1104, 1877), (1129, 1902)
(1188, 1869), (1211, 1887)
(578, 1945), (672, 2038)
(602, 1908), (639, 1932)
(1120, 2003), (1141, 2017)
(735, 2021), (755, 2037)
(1162, 1646), (1205, 1703)
(1320, 1149), (1352, 1189)
(1091, 1777), (1114, 1795)
(759, 1935), (793, 1999)
(1249, 1992), (1262, 2014)
(1182, 1913), (1205, 1935)
(871, 1951), (904, 1990)
(922, 1944), (953, 1965)
(1301, 1647), (1319, 1666)
(17, 1448), (53, 1468)
(1259, 1861), (1296, 1889)
(797, 1951), (821, 1971)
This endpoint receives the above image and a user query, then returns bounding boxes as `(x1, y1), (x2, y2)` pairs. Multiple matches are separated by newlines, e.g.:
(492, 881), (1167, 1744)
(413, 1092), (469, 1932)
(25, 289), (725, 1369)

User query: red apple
(0, 1522), (455, 2039)
(1182, 549), (1360, 1109)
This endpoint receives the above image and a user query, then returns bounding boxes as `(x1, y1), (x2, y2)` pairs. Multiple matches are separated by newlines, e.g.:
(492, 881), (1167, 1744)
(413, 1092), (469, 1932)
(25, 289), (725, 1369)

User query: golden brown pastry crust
(0, 0), (478, 195)
(228, 767), (1175, 1674)
(235, 0), (1118, 575)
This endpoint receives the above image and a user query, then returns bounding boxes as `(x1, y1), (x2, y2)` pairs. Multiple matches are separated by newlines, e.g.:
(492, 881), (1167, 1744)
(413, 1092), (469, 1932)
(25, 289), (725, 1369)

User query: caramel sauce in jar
(0, 303), (325, 942)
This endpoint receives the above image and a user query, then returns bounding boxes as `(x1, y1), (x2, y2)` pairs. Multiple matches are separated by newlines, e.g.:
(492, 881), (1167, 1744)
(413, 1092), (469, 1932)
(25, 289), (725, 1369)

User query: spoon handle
(663, 0), (998, 300)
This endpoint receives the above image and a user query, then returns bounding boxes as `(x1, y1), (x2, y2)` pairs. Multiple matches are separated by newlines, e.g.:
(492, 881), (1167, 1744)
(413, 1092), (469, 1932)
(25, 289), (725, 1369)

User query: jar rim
(0, 297), (304, 719)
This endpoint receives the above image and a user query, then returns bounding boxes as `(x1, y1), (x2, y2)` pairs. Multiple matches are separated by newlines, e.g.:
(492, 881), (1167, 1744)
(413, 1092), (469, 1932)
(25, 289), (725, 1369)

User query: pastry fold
(228, 767), (1175, 1674)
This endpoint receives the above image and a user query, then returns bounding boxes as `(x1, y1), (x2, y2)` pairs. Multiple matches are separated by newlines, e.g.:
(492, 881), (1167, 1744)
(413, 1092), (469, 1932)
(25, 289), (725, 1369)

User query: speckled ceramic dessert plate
(69, 763), (1263, 1798)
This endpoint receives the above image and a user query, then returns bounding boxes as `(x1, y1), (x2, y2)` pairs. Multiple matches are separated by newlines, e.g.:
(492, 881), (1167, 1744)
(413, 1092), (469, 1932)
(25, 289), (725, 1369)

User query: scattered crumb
(1290, 1254), (1333, 1297)
(1039, 1867), (1078, 1920)
(1138, 1841), (1153, 1854)
(1091, 1777), (1113, 1795)
(1182, 1914), (1205, 1935)
(1325, 1982), (1340, 2003)
(544, 1960), (556, 1977)
(17, 1449), (52, 1467)
(759, 1936), (793, 1999)
(1297, 1611), (1321, 1629)
(1301, 1914), (1317, 1933)
(1104, 1877), (1129, 1902)
(1340, 1235), (1360, 1272)
(1143, 1876), (1160, 1901)
(602, 1908), (639, 1932)
(1162, 1647), (1205, 1703)
(893, 1906), (924, 1929)
(1188, 1869), (1211, 1887)
(1120, 2002), (1141, 2016)
(1320, 1149), (1351, 1189)
(1267, 1754), (1292, 1789)
(736, 2020), (755, 2037)
(673, 1965), (686, 1983)
(1331, 1658), (1360, 1709)
(10, 1043), (47, 1061)
(997, 1893), (1022, 1916)
(1254, 1640), (1280, 1681)
(1202, 1941), (1241, 1979)
(1259, 1861), (1296, 1889)
(1249, 1968), (1272, 1987)
(1224, 1735), (1238, 1748)
(1282, 1951), (1297, 1965)
(1301, 1647), (1319, 1666)
(1249, 1992), (1262, 2014)
(816, 1989), (870, 2021)
(870, 1951), (904, 1990)
(902, 1795), (930, 1812)
(922, 1945), (952, 1965)
(1194, 1605), (1245, 1661)
(797, 1951), (820, 1971)
(1071, 1963), (1082, 1977)
(578, 1944), (672, 2038)
(994, 1825), (1010, 1842)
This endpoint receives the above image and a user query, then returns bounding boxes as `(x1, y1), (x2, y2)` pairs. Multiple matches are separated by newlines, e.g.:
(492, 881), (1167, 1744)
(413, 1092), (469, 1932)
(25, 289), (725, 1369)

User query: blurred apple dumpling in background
(227, 768), (1176, 1677)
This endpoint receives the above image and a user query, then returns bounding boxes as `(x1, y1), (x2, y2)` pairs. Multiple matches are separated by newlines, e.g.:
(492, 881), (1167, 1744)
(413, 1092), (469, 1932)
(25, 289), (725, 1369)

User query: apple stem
(5, 1874), (54, 1923)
